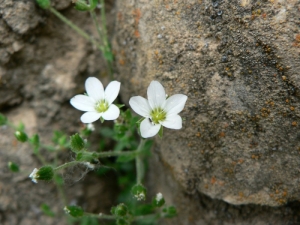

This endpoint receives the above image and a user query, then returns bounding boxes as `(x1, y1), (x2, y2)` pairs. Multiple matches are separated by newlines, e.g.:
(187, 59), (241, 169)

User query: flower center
(95, 99), (109, 113)
(150, 108), (166, 124)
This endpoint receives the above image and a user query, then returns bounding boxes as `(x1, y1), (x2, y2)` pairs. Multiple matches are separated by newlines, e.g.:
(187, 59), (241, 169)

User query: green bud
(8, 161), (19, 172)
(73, 0), (97, 11)
(74, 0), (90, 11)
(29, 166), (54, 183)
(0, 113), (7, 125)
(116, 218), (130, 225)
(131, 184), (147, 201)
(113, 203), (128, 217)
(70, 133), (85, 152)
(36, 0), (51, 9)
(14, 131), (28, 142)
(64, 205), (84, 217)
(152, 192), (165, 207)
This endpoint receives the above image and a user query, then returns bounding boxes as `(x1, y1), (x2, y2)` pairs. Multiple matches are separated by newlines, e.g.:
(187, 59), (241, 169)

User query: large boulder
(113, 0), (300, 208)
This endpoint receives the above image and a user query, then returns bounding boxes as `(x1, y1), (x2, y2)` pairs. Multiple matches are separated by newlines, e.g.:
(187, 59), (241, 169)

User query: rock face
(113, 0), (300, 209)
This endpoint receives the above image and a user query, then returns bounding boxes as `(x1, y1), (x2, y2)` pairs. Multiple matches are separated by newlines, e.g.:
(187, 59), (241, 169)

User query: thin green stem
(92, 150), (138, 158)
(49, 7), (103, 52)
(133, 213), (160, 221)
(54, 161), (82, 171)
(99, 0), (113, 79)
(55, 176), (68, 206)
(136, 139), (146, 184)
(90, 10), (104, 45)
(34, 152), (47, 165)
(100, 0), (108, 47)
(84, 212), (115, 220)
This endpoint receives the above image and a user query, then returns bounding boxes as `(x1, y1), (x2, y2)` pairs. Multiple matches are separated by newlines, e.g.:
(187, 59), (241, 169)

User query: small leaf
(29, 134), (40, 147)
(162, 206), (177, 218)
(158, 126), (163, 138)
(64, 205), (84, 218)
(41, 204), (55, 217)
(76, 152), (95, 162)
(115, 104), (125, 109)
(100, 117), (104, 123)
(0, 113), (7, 125)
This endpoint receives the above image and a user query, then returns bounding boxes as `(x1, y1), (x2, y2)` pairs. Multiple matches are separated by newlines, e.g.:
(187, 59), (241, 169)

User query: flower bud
(73, 0), (98, 11)
(8, 161), (19, 172)
(29, 166), (54, 183)
(112, 203), (128, 217)
(0, 113), (7, 125)
(73, 0), (90, 11)
(70, 133), (85, 152)
(15, 131), (28, 142)
(64, 205), (84, 217)
(131, 184), (147, 201)
(36, 0), (51, 9)
(152, 192), (165, 207)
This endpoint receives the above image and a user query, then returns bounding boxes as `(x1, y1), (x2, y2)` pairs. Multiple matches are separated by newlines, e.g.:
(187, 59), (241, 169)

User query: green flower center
(95, 99), (109, 113)
(150, 108), (166, 124)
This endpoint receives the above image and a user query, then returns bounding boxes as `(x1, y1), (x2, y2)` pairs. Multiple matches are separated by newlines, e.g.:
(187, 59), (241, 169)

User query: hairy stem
(49, 7), (103, 52)
(136, 139), (146, 184)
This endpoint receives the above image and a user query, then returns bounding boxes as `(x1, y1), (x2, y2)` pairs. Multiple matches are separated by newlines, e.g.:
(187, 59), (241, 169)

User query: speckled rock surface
(113, 0), (300, 208)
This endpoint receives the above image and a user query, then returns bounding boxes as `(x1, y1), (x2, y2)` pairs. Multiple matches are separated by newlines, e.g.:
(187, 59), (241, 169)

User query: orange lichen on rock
(132, 9), (141, 38)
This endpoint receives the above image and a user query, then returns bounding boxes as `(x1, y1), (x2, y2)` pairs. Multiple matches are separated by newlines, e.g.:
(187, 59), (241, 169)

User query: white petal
(140, 118), (161, 138)
(85, 77), (104, 101)
(80, 111), (101, 123)
(164, 94), (188, 115)
(129, 96), (151, 117)
(102, 104), (120, 120)
(147, 81), (166, 109)
(105, 81), (121, 105)
(70, 95), (96, 112)
(161, 114), (182, 129)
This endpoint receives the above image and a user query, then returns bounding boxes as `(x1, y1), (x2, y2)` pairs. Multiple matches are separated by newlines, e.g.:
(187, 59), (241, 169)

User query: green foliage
(8, 161), (19, 172)
(162, 206), (177, 218)
(29, 134), (40, 154)
(0, 113), (7, 125)
(70, 133), (85, 152)
(100, 109), (139, 152)
(64, 205), (84, 218)
(41, 204), (55, 217)
(52, 131), (69, 148)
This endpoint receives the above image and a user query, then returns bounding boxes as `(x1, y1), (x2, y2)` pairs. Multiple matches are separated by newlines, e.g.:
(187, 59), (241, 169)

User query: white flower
(129, 81), (187, 138)
(29, 168), (38, 183)
(70, 77), (121, 123)
(156, 192), (163, 202)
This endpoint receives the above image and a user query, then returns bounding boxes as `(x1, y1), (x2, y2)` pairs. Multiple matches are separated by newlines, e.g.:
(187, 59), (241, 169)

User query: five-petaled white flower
(129, 81), (187, 138)
(70, 77), (121, 123)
